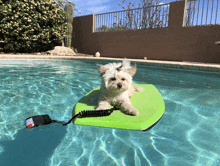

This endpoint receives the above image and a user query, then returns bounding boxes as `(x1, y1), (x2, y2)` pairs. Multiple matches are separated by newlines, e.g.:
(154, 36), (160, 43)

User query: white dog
(96, 58), (143, 115)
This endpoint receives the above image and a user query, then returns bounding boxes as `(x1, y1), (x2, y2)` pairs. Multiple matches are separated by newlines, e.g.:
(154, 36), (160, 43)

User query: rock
(95, 52), (100, 57)
(46, 46), (76, 56)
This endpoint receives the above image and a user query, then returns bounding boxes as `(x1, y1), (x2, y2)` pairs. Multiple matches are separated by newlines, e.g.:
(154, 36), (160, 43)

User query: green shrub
(106, 24), (129, 32)
(0, 0), (67, 53)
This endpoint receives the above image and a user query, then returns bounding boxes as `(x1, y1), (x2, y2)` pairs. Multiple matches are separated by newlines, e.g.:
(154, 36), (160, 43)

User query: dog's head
(98, 58), (137, 93)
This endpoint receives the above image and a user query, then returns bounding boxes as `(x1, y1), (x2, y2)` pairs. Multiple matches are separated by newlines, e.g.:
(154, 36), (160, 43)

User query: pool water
(0, 59), (219, 166)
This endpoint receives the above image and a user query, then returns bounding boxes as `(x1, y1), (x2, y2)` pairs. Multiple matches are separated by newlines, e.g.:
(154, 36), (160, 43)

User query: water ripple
(0, 60), (220, 166)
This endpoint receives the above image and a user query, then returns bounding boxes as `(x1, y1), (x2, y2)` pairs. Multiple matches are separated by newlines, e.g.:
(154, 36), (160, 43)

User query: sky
(63, 0), (220, 27)
(70, 0), (177, 17)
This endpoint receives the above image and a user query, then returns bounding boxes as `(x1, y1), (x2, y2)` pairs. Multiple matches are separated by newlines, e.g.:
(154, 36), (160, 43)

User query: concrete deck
(0, 53), (220, 72)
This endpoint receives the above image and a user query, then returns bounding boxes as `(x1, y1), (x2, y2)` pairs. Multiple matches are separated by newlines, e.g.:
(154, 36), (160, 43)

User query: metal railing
(185, 0), (220, 26)
(95, 3), (170, 32)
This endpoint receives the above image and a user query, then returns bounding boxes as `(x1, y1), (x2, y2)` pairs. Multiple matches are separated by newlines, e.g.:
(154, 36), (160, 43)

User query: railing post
(168, 0), (187, 28)
(93, 14), (96, 33)
(182, 0), (188, 27)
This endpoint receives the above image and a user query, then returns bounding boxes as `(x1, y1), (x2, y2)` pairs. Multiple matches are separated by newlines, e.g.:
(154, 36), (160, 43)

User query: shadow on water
(0, 123), (66, 166)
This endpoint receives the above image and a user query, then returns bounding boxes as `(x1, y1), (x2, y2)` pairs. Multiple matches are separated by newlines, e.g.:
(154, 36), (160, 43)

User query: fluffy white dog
(96, 58), (143, 115)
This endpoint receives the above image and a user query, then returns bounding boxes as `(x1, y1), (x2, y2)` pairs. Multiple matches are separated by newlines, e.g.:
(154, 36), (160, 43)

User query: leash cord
(57, 106), (118, 126)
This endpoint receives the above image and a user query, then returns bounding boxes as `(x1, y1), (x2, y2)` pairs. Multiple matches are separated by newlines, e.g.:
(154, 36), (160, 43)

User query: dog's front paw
(133, 85), (144, 92)
(96, 106), (106, 110)
(122, 108), (139, 116)
(121, 103), (139, 116)
(96, 101), (110, 110)
(129, 109), (139, 116)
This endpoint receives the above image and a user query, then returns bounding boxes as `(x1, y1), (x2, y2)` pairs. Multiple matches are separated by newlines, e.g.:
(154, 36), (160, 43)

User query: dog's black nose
(117, 83), (122, 89)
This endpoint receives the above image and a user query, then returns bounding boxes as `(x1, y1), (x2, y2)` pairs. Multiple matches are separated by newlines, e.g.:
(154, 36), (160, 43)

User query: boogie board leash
(25, 107), (118, 128)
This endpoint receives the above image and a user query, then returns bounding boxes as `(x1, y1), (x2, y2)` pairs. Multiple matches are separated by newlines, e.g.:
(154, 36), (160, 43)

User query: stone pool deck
(0, 53), (220, 72)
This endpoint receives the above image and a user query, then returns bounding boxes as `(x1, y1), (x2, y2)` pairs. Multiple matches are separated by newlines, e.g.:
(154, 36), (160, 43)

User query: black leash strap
(25, 107), (118, 128)
(62, 106), (118, 126)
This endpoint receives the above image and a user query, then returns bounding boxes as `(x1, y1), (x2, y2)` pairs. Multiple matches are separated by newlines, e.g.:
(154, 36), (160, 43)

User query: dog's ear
(126, 67), (137, 76)
(98, 65), (109, 75)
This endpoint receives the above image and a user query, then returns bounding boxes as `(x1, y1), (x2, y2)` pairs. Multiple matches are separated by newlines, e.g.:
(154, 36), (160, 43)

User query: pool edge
(0, 54), (219, 72)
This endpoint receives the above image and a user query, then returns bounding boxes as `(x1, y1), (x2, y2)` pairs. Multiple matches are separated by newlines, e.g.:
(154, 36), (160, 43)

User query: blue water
(0, 59), (219, 166)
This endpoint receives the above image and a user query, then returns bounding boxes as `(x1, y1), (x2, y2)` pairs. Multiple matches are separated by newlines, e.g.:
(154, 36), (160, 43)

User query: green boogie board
(72, 84), (165, 131)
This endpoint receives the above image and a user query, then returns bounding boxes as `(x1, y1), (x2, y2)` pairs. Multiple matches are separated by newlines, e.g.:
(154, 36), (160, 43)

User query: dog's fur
(96, 58), (143, 115)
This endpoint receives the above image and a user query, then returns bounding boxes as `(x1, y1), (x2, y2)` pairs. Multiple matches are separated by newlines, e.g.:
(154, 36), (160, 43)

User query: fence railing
(95, 3), (170, 32)
(94, 0), (220, 32)
(185, 0), (220, 26)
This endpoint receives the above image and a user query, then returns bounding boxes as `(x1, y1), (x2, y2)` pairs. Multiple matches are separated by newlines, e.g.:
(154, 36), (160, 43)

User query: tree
(117, 0), (169, 30)
(185, 0), (196, 26)
(0, 0), (80, 53)
(0, 0), (66, 53)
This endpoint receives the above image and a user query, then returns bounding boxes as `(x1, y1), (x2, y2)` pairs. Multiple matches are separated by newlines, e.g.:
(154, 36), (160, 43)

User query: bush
(0, 0), (67, 53)
(106, 24), (129, 32)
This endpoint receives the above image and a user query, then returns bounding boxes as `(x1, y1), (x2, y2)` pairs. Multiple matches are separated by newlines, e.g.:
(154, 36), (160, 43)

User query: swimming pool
(0, 59), (219, 166)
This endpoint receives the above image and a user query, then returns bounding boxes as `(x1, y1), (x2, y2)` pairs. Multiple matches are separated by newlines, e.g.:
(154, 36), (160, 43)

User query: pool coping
(0, 54), (220, 72)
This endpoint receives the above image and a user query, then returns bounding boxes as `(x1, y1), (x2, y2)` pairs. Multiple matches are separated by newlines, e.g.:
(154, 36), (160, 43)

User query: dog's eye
(111, 77), (116, 81)
(121, 78), (125, 81)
